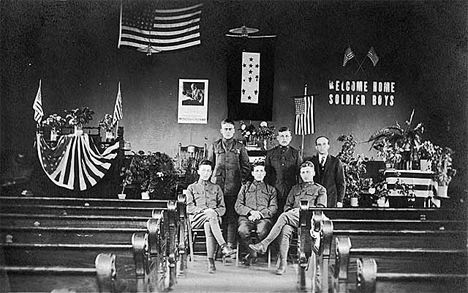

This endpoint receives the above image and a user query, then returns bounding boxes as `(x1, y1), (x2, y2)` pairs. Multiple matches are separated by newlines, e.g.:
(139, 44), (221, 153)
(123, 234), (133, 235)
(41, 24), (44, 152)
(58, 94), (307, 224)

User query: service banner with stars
(241, 52), (260, 104)
(227, 38), (275, 121)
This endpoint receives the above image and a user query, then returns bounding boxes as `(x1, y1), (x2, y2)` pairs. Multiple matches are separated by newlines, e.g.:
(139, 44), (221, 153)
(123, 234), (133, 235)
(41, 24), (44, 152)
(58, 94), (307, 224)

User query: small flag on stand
(367, 47), (379, 66)
(32, 80), (44, 124)
(294, 96), (314, 135)
(343, 46), (355, 67)
(112, 83), (123, 126)
(118, 2), (203, 54)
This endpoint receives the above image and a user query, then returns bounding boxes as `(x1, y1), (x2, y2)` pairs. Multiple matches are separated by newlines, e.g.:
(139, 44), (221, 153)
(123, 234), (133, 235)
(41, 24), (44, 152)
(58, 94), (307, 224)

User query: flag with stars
(227, 38), (276, 120)
(241, 52), (260, 104)
(36, 133), (120, 191)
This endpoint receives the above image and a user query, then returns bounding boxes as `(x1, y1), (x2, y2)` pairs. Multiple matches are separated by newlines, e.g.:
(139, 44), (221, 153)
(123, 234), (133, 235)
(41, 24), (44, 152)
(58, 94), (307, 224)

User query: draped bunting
(36, 133), (120, 191)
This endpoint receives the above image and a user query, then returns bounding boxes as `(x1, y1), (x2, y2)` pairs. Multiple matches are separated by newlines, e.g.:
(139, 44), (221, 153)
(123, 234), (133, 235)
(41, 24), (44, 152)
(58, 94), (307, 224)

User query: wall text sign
(328, 80), (395, 106)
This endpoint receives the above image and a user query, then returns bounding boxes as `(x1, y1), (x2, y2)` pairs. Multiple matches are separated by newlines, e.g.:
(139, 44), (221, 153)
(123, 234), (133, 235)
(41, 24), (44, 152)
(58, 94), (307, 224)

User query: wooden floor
(175, 256), (308, 293)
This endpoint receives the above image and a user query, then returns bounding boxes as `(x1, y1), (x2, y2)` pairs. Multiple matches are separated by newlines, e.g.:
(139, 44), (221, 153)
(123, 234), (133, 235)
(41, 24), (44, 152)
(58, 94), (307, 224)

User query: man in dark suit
(309, 136), (346, 207)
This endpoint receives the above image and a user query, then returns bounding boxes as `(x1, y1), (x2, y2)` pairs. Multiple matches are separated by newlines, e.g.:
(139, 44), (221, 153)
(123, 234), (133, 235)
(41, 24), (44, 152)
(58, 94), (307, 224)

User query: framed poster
(178, 79), (208, 124)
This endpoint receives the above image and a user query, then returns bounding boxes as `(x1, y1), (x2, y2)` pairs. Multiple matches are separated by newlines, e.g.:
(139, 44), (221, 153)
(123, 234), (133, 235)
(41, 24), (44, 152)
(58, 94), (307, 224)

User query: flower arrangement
(239, 121), (257, 142)
(337, 134), (368, 201)
(41, 114), (65, 131)
(368, 110), (424, 165)
(433, 146), (457, 186)
(256, 121), (276, 141)
(99, 114), (115, 132)
(417, 141), (436, 160)
(122, 151), (178, 199)
(64, 107), (95, 126)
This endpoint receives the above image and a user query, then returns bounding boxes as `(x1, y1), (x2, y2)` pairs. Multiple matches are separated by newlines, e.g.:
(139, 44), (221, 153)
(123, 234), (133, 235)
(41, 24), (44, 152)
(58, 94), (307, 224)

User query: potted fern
(433, 146), (457, 198)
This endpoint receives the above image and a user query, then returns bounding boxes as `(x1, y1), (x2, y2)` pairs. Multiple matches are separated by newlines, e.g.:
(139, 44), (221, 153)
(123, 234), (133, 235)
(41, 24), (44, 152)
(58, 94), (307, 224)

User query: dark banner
(227, 38), (276, 121)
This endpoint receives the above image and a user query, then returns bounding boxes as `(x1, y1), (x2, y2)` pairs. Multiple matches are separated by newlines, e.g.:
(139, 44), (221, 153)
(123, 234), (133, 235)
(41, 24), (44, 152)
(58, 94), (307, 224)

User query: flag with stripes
(32, 80), (44, 124)
(118, 1), (203, 54)
(342, 46), (355, 67)
(294, 96), (314, 135)
(112, 83), (123, 126)
(367, 46), (379, 66)
(36, 133), (120, 191)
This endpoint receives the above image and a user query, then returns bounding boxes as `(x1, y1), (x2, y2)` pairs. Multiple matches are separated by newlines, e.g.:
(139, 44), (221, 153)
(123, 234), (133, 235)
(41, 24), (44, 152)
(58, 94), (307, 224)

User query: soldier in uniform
(235, 162), (278, 265)
(265, 126), (302, 213)
(249, 161), (327, 275)
(208, 119), (251, 249)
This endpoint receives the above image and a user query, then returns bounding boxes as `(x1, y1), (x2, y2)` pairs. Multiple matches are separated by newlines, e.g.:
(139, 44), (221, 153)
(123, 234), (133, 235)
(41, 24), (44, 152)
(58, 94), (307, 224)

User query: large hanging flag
(36, 133), (120, 191)
(118, 1), (203, 54)
(367, 47), (379, 66)
(294, 96), (314, 135)
(342, 46), (355, 67)
(112, 82), (123, 126)
(227, 38), (276, 121)
(32, 80), (44, 124)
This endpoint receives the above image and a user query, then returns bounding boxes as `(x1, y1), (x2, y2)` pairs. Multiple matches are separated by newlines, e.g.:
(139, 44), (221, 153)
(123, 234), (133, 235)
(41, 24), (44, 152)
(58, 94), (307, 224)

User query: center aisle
(175, 256), (309, 293)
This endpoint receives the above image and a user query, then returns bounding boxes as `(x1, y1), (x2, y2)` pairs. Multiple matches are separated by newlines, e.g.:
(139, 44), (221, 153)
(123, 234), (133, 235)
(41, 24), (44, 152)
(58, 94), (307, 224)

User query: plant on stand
(239, 121), (257, 146)
(41, 114), (65, 141)
(337, 134), (367, 207)
(433, 146), (457, 198)
(64, 107), (95, 136)
(256, 121), (276, 150)
(368, 110), (424, 169)
(99, 114), (116, 141)
(417, 140), (436, 171)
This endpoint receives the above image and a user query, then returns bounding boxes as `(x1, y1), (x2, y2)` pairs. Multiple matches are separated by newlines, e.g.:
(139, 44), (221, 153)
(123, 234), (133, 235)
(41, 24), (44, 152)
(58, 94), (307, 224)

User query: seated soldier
(186, 160), (236, 274)
(235, 161), (278, 265)
(249, 161), (327, 275)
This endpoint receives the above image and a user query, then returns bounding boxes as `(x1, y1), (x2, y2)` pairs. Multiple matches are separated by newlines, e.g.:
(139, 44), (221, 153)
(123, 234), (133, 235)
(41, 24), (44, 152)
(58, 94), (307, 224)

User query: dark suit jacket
(309, 154), (346, 207)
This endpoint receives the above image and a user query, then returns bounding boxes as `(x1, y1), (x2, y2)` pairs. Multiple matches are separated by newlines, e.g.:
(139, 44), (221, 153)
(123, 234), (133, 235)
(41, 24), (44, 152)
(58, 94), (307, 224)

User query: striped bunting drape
(36, 133), (120, 191)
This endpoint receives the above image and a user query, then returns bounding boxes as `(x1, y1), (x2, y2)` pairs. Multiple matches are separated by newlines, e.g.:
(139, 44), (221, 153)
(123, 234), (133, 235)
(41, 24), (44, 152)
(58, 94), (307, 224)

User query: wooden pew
(0, 253), (117, 292)
(0, 196), (187, 292)
(300, 206), (467, 293)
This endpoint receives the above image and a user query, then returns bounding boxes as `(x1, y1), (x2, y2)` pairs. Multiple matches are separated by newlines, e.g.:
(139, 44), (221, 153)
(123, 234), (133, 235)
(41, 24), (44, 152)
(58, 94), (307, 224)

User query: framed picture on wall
(178, 79), (208, 124)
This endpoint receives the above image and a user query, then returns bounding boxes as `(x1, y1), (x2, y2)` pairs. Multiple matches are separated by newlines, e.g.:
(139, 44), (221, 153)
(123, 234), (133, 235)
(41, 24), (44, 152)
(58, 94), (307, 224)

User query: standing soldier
(208, 119), (251, 249)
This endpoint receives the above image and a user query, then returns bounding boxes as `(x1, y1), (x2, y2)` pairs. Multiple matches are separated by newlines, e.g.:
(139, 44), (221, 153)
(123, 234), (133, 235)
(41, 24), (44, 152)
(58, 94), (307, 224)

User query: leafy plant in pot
(432, 146), (456, 198)
(337, 134), (367, 207)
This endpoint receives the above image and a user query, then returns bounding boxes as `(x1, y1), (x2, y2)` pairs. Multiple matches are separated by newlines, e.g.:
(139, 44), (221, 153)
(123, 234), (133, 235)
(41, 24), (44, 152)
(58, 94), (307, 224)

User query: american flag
(33, 80), (44, 124)
(342, 46), (355, 67)
(36, 133), (120, 191)
(295, 96), (314, 135)
(112, 82), (123, 126)
(367, 47), (379, 66)
(118, 2), (203, 54)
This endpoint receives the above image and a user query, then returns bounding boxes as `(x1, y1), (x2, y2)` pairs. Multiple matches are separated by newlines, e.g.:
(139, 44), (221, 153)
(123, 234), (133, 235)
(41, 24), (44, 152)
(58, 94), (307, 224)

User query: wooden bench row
(299, 205), (468, 293)
(0, 195), (189, 292)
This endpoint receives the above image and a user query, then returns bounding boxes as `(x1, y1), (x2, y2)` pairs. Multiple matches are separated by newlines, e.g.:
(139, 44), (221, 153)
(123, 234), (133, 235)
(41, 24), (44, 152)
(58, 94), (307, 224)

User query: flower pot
(141, 191), (150, 200)
(74, 125), (83, 136)
(105, 130), (114, 140)
(377, 197), (387, 207)
(118, 193), (126, 200)
(50, 129), (58, 141)
(437, 185), (449, 198)
(420, 159), (432, 171)
(350, 197), (359, 207)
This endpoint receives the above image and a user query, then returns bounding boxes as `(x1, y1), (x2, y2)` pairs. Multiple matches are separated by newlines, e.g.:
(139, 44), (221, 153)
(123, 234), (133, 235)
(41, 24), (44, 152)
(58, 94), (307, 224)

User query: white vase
(141, 191), (150, 200)
(420, 159), (432, 171)
(377, 197), (387, 207)
(437, 185), (449, 198)
(350, 197), (359, 207)
(74, 125), (83, 136)
(105, 130), (114, 140)
(50, 129), (58, 141)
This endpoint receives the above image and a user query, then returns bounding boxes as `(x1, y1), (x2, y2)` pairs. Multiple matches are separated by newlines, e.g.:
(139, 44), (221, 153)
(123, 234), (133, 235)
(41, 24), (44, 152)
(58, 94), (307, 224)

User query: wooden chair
(235, 228), (271, 267)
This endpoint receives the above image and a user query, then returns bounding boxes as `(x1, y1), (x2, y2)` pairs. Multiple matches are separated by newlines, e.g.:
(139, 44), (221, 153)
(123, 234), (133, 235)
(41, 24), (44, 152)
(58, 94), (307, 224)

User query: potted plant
(239, 120), (257, 146)
(370, 180), (389, 207)
(64, 107), (95, 136)
(433, 146), (457, 198)
(337, 134), (367, 207)
(99, 114), (115, 141)
(122, 151), (178, 200)
(368, 110), (424, 169)
(41, 114), (65, 141)
(417, 140), (436, 171)
(255, 121), (276, 150)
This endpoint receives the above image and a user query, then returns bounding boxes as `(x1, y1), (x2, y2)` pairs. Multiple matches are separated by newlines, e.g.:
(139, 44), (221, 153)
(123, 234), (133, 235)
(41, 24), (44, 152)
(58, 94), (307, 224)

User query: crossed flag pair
(343, 46), (379, 68)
